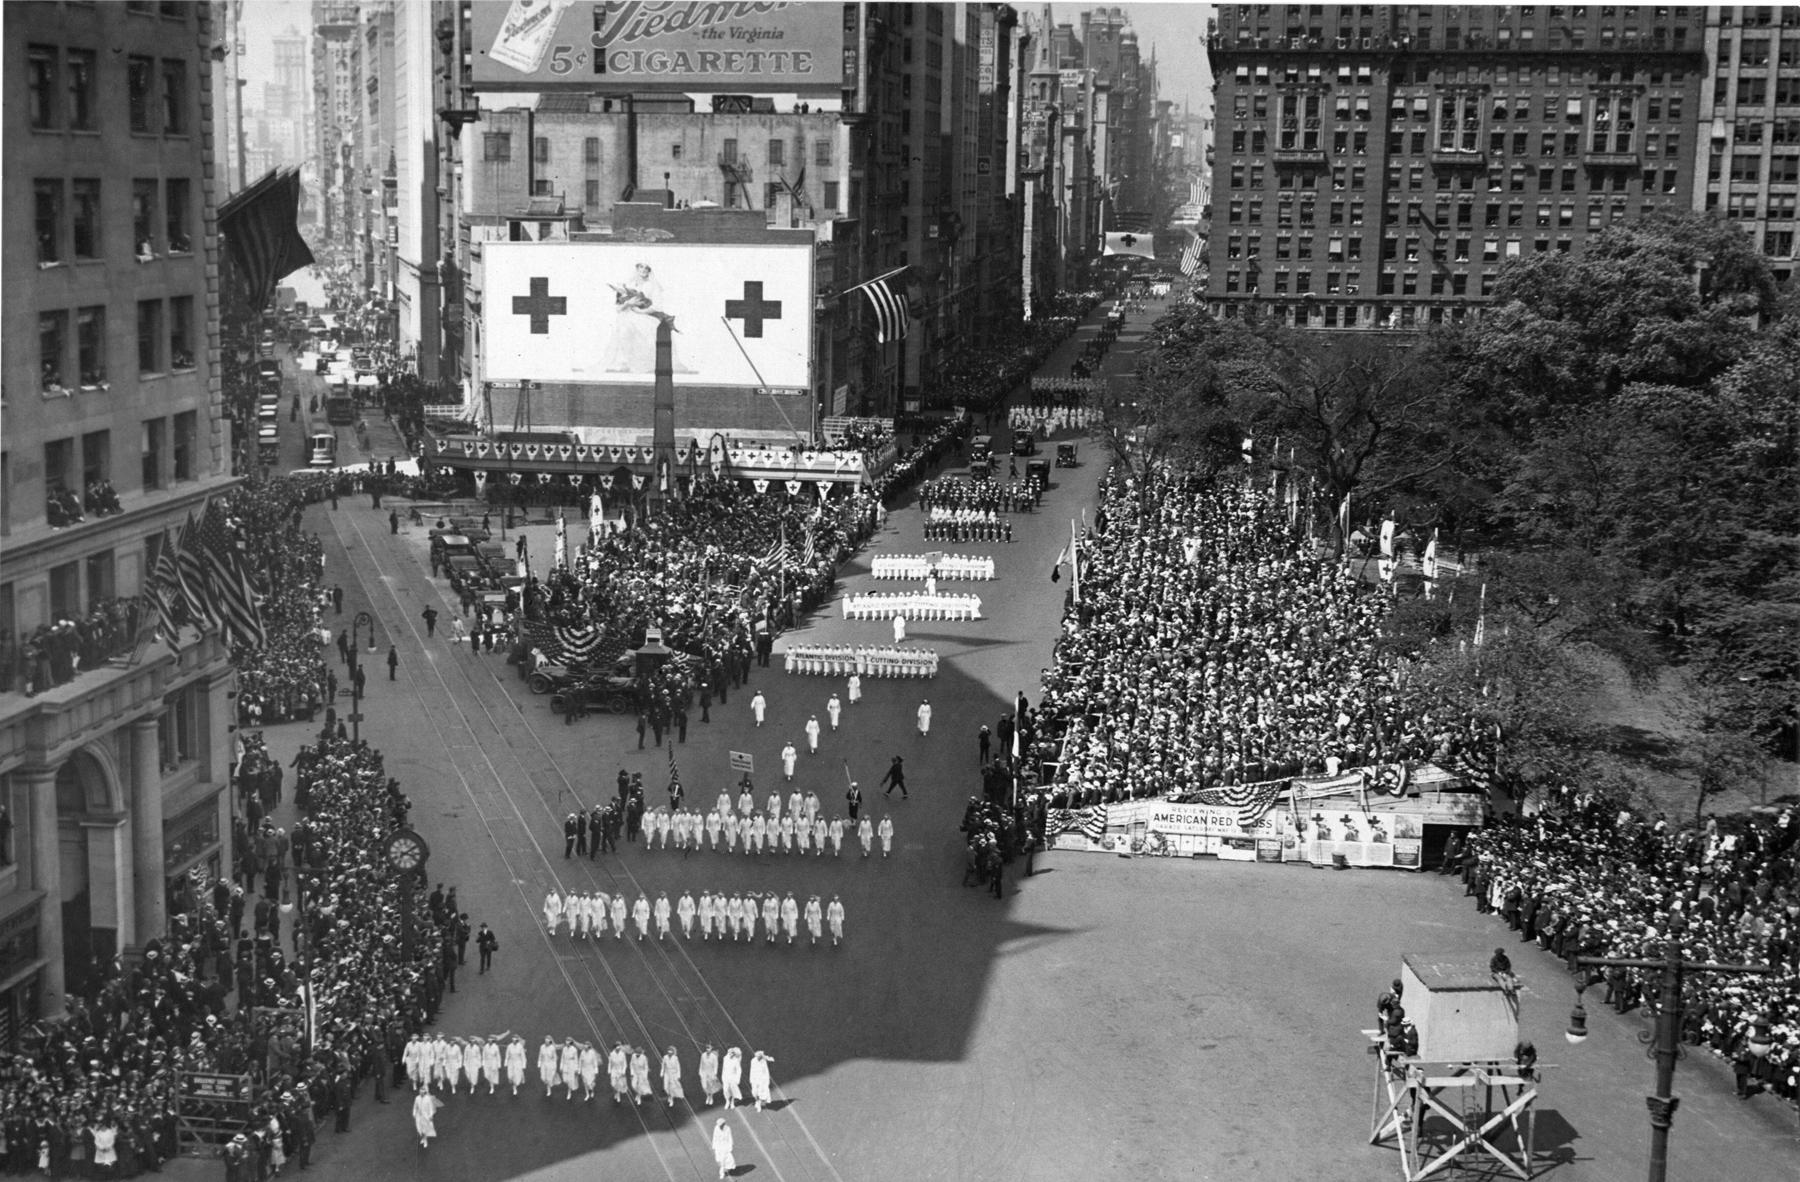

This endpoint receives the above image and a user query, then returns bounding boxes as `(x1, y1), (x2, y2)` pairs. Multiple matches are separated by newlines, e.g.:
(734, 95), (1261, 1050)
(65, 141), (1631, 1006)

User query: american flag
(149, 527), (183, 645)
(195, 500), (265, 650)
(1179, 228), (1204, 277)
(217, 167), (314, 312)
(1183, 779), (1287, 828)
(173, 511), (217, 632)
(758, 529), (789, 570)
(849, 267), (910, 343)
(667, 743), (683, 799)
(799, 526), (816, 566)
(522, 621), (610, 665)
(1082, 804), (1109, 844)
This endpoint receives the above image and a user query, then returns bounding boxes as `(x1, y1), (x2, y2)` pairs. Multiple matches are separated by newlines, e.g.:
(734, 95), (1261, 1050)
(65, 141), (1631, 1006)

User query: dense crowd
(1037, 469), (1491, 802)
(0, 465), (466, 1175)
(1464, 801), (1800, 1106)
(0, 599), (147, 697)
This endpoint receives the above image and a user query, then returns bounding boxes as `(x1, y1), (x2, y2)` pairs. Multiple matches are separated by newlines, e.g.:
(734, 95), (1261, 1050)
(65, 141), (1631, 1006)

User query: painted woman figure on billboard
(602, 263), (692, 375)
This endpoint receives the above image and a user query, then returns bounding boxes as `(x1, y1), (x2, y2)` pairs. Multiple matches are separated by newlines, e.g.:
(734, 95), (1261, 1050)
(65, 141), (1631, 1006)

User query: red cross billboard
(480, 240), (813, 425)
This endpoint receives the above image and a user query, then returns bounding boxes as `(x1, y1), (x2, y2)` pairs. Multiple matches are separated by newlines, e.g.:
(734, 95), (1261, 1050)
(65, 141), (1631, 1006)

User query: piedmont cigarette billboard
(481, 240), (813, 393)
(472, 1), (845, 93)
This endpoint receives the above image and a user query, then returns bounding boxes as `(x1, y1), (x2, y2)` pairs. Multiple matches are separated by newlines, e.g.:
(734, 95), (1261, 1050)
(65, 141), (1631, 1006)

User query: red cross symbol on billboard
(512, 277), (567, 334)
(724, 281), (783, 338)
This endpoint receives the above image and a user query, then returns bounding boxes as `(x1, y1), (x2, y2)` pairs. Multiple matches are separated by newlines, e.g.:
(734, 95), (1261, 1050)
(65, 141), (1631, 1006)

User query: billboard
(481, 240), (813, 393)
(472, 1), (845, 93)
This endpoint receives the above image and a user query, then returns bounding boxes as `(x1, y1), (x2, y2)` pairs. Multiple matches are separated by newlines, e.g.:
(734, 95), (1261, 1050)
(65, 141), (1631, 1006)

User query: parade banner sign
(1046, 800), (1434, 871)
(482, 241), (813, 392)
(472, 1), (845, 93)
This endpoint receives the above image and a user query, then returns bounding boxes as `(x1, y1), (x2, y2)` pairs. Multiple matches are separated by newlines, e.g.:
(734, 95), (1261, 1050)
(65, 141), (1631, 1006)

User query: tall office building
(311, 1), (360, 243)
(1205, 4), (1706, 329)
(3, 0), (237, 1039)
(1697, 5), (1799, 283)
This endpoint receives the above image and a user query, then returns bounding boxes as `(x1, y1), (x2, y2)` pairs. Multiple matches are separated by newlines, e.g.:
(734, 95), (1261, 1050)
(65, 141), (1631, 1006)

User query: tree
(1092, 302), (1249, 480)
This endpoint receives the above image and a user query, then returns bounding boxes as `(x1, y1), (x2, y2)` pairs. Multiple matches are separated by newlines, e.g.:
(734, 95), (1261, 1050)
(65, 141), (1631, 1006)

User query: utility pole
(1568, 945), (1780, 1182)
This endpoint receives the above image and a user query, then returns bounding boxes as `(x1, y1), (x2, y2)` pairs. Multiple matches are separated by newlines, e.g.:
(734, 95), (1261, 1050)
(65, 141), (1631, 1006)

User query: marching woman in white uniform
(917, 698), (932, 735)
(537, 1037), (559, 1098)
(559, 1038), (582, 1100)
(712, 1118), (736, 1180)
(505, 1036), (528, 1095)
(608, 1042), (630, 1103)
(878, 814), (895, 857)
(698, 1044), (722, 1105)
(661, 1046), (687, 1105)
(781, 743), (798, 781)
(579, 1041), (601, 1100)
(463, 1038), (483, 1094)
(609, 892), (629, 938)
(781, 892), (800, 944)
(402, 1036), (424, 1090)
(805, 894), (824, 945)
(749, 1050), (775, 1111)
(412, 1089), (443, 1148)
(761, 892), (781, 944)
(826, 693), (842, 730)
(678, 890), (697, 938)
(632, 893), (651, 940)
(893, 613), (907, 643)
(630, 1046), (655, 1104)
(847, 670), (862, 704)
(858, 815), (875, 857)
(827, 895), (846, 946)
(697, 890), (716, 939)
(482, 1034), (503, 1094)
(543, 890), (563, 934)
(720, 1046), (744, 1108)
(654, 892), (673, 939)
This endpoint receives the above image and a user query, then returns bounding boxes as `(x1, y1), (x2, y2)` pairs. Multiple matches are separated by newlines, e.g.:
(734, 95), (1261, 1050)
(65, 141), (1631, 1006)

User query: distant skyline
(237, 0), (311, 100)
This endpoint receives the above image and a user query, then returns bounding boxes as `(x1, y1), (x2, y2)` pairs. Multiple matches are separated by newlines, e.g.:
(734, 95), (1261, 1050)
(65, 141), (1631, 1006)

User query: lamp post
(1565, 944), (1779, 1182)
(353, 610), (376, 653)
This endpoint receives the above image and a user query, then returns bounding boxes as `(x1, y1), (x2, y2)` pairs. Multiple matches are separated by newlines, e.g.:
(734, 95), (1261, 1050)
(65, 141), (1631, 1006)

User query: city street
(199, 300), (1796, 1182)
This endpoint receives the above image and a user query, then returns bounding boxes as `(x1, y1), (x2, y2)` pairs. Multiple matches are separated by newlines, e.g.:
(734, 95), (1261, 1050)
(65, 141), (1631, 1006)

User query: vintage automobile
(1056, 442), (1079, 467)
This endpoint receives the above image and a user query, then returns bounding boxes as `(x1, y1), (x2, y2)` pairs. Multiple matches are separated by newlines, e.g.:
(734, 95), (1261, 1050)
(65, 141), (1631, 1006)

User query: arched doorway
(56, 750), (122, 999)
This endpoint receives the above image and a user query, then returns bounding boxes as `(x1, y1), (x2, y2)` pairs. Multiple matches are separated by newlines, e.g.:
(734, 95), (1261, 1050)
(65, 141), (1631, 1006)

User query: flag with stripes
(522, 621), (610, 666)
(800, 526), (816, 566)
(757, 530), (789, 571)
(1081, 804), (1109, 844)
(149, 526), (183, 646)
(1179, 228), (1204, 277)
(667, 743), (683, 799)
(217, 167), (315, 313)
(1184, 779), (1288, 828)
(194, 501), (266, 650)
(853, 272), (910, 343)
(173, 511), (218, 632)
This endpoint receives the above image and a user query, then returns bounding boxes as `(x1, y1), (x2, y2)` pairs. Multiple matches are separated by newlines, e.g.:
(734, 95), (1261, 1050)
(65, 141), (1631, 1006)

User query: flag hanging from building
(1103, 231), (1155, 258)
(149, 527), (183, 646)
(218, 166), (315, 313)
(195, 501), (266, 650)
(174, 511), (218, 632)
(1179, 228), (1205, 277)
(848, 267), (910, 343)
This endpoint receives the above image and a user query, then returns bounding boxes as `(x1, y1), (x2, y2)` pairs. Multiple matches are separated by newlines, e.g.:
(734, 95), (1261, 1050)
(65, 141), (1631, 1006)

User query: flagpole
(1070, 517), (1081, 605)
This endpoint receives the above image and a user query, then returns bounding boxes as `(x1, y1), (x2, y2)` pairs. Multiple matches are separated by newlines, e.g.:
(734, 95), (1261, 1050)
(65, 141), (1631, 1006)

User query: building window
(768, 139), (785, 166)
(66, 179), (102, 260)
(160, 59), (186, 134)
(165, 179), (191, 252)
(128, 57), (154, 132)
(533, 137), (550, 163)
(585, 137), (601, 163)
(823, 180), (839, 208)
(40, 312), (68, 392)
(85, 550), (115, 609)
(66, 48), (95, 131)
(27, 46), (56, 129)
(172, 410), (195, 481)
(48, 562), (80, 620)
(169, 296), (194, 370)
(142, 418), (164, 490)
(137, 301), (161, 374)
(1731, 154), (1760, 181)
(44, 438), (73, 496)
(133, 180), (159, 256)
(483, 133), (511, 161)
(531, 179), (551, 197)
(77, 306), (106, 387)
(81, 430), (110, 495)
(35, 179), (62, 264)
(584, 179), (600, 208)
(815, 138), (833, 167)
(722, 138), (738, 163)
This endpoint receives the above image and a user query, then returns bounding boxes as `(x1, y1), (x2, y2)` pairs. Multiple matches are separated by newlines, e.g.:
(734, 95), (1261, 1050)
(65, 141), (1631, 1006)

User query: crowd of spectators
(0, 600), (148, 697)
(1464, 801), (1800, 1106)
(1036, 468), (1492, 803)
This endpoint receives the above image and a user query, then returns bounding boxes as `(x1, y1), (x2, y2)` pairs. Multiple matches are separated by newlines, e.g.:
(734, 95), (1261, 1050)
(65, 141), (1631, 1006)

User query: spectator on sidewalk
(387, 645), (399, 680)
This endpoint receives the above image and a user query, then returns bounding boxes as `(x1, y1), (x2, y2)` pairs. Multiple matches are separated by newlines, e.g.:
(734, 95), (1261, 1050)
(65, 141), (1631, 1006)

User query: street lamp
(1566, 946), (1780, 1182)
(353, 610), (377, 653)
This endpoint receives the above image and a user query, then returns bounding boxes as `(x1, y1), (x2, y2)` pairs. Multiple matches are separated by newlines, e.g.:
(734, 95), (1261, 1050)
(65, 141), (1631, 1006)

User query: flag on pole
(757, 532), (789, 570)
(1179, 228), (1204, 277)
(217, 167), (315, 313)
(149, 527), (183, 645)
(800, 526), (816, 567)
(195, 501), (265, 650)
(847, 267), (910, 343)
(668, 743), (683, 800)
(1473, 583), (1488, 648)
(173, 511), (218, 632)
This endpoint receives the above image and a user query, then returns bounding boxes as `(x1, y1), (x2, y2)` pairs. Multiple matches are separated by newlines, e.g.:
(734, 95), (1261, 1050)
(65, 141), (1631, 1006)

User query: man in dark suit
(563, 814), (579, 858)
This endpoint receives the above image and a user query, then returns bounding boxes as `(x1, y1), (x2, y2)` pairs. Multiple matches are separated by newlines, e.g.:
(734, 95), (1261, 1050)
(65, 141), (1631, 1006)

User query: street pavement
(173, 296), (1799, 1182)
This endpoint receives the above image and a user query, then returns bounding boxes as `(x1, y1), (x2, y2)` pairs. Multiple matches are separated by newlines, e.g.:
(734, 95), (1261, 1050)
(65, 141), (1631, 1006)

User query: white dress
(537, 1041), (559, 1091)
(749, 1054), (774, 1108)
(505, 1039), (528, 1090)
(662, 1050), (686, 1101)
(712, 1121), (736, 1176)
(721, 1049), (743, 1105)
(412, 1092), (442, 1143)
(698, 1049), (722, 1099)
